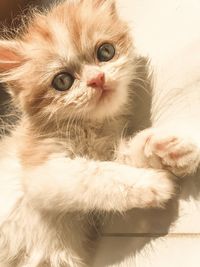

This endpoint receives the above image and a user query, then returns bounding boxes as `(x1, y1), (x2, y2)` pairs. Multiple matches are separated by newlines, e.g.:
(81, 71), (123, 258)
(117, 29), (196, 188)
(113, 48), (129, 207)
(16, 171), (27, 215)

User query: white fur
(0, 1), (178, 266)
(0, 118), (175, 267)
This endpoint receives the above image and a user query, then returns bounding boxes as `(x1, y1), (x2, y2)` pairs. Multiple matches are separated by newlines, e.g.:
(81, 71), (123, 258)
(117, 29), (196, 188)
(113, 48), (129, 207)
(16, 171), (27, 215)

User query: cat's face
(0, 0), (135, 122)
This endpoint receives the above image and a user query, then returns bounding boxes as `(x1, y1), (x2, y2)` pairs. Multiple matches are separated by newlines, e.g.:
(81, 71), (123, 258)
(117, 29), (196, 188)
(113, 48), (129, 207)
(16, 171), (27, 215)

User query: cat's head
(0, 0), (135, 124)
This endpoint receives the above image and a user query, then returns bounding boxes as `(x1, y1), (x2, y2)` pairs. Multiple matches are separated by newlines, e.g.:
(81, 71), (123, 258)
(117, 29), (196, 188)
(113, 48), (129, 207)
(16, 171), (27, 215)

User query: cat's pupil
(52, 73), (74, 91)
(97, 43), (115, 62)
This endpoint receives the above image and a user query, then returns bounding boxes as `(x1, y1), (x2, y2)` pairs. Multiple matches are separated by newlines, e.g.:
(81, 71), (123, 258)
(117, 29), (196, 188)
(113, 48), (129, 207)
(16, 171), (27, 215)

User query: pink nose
(87, 72), (105, 88)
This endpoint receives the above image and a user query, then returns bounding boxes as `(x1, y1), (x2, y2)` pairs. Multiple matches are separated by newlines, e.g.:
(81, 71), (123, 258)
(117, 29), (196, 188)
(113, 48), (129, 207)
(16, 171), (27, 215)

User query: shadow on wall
(93, 169), (200, 267)
(93, 199), (180, 266)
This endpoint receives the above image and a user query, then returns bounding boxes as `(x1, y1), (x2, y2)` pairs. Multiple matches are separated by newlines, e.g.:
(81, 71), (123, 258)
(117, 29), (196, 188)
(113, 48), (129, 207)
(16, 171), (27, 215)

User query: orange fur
(0, 0), (133, 128)
(0, 2), (177, 267)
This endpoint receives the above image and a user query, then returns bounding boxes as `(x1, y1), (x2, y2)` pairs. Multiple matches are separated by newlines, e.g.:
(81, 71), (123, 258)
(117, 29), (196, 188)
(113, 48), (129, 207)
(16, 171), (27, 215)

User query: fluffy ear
(0, 40), (24, 72)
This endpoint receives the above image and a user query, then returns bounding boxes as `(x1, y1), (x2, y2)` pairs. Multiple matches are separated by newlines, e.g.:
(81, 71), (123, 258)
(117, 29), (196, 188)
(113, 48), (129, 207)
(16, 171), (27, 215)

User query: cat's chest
(65, 125), (118, 161)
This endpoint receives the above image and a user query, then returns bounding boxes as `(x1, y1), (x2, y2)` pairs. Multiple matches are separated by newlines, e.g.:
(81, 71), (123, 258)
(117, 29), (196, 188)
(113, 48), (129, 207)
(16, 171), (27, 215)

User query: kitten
(0, 0), (175, 266)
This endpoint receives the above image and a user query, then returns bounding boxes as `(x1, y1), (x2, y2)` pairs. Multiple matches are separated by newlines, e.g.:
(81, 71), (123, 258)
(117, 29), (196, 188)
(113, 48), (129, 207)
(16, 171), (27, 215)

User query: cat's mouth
(96, 86), (114, 102)
(88, 84), (116, 111)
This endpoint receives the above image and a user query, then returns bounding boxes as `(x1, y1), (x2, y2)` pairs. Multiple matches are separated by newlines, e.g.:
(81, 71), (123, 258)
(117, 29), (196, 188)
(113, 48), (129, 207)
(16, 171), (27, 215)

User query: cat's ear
(0, 40), (25, 73)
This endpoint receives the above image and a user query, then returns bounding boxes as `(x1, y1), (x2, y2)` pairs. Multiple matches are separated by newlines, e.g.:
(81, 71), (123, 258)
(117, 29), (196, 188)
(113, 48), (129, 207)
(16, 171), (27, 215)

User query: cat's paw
(127, 169), (177, 209)
(144, 130), (200, 177)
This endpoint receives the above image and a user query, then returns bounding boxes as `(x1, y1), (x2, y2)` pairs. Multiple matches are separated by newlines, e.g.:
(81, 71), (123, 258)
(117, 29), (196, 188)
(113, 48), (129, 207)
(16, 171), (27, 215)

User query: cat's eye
(52, 72), (74, 91)
(97, 43), (115, 62)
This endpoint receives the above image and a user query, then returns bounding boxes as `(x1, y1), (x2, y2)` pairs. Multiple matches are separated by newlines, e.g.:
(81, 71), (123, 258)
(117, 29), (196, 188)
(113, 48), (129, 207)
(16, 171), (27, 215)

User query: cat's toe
(133, 170), (177, 208)
(146, 171), (177, 208)
(145, 133), (200, 177)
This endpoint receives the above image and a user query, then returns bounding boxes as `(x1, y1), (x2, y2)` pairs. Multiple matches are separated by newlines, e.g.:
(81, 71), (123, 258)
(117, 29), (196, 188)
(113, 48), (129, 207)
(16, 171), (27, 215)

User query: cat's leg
(22, 155), (175, 213)
(117, 128), (200, 177)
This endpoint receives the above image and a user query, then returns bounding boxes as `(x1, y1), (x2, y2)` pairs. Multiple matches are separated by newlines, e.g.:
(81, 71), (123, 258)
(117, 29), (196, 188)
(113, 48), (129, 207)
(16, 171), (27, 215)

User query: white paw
(131, 169), (177, 208)
(145, 131), (200, 177)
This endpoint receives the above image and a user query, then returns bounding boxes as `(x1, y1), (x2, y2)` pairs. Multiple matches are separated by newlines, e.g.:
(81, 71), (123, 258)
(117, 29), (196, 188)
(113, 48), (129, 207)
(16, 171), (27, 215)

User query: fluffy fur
(0, 0), (189, 266)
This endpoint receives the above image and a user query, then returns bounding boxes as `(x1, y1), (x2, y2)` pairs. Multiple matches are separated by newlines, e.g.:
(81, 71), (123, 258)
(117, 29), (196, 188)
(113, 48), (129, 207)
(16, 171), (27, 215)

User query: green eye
(52, 72), (74, 91)
(97, 43), (115, 62)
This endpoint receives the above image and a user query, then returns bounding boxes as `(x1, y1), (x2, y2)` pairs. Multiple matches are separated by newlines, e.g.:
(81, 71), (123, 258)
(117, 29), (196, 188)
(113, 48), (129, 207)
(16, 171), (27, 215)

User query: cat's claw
(144, 130), (200, 177)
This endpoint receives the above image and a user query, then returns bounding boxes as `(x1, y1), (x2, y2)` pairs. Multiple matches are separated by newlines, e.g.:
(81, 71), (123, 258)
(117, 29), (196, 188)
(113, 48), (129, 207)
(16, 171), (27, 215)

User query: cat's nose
(87, 72), (105, 88)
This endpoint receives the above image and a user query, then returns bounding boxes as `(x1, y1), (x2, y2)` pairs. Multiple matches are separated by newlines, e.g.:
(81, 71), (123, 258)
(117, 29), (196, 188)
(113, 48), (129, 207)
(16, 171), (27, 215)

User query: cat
(0, 0), (184, 266)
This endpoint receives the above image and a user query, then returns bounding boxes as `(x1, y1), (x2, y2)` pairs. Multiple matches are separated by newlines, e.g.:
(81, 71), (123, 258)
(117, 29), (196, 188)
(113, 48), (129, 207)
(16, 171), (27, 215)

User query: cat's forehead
(24, 0), (126, 62)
